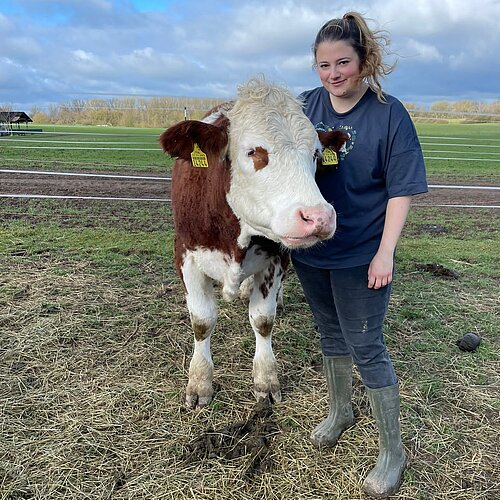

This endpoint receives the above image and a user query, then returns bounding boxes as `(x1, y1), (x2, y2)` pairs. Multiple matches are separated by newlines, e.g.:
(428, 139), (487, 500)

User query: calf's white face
(225, 83), (336, 249)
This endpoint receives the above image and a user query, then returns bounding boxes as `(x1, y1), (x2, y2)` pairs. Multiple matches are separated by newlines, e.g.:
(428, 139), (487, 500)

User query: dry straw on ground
(1, 205), (499, 499)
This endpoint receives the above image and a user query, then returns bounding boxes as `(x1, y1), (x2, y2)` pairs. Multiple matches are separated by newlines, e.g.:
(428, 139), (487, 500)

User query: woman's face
(316, 40), (363, 99)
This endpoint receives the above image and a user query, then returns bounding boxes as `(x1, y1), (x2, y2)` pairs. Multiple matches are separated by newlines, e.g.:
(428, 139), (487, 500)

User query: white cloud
(403, 39), (443, 63)
(222, 3), (321, 56)
(373, 0), (492, 36)
(68, 49), (110, 77)
(278, 55), (314, 73)
(3, 37), (42, 60)
(0, 12), (13, 33)
(120, 47), (192, 78)
(73, 49), (95, 62)
(0, 0), (499, 107)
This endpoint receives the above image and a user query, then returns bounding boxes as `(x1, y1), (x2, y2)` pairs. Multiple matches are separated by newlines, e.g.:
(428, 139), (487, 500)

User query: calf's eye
(246, 149), (256, 157)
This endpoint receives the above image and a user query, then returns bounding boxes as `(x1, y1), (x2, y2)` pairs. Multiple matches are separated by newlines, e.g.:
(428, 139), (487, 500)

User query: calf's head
(160, 78), (347, 249)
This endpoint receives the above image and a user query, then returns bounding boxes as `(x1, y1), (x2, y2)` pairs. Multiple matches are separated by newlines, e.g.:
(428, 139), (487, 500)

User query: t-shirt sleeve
(385, 106), (428, 198)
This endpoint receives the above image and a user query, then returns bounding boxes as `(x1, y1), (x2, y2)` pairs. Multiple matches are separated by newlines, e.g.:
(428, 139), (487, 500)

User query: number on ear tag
(322, 148), (338, 166)
(191, 143), (209, 168)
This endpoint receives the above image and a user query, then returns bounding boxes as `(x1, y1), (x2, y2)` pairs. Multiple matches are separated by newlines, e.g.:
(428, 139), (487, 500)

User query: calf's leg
(182, 256), (217, 409)
(249, 258), (283, 403)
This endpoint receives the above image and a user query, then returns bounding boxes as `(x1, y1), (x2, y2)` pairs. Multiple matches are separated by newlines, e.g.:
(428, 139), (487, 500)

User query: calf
(160, 78), (347, 409)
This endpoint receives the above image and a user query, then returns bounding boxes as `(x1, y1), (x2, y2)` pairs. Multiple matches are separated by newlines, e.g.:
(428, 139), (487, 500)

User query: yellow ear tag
(322, 148), (338, 166)
(190, 143), (209, 168)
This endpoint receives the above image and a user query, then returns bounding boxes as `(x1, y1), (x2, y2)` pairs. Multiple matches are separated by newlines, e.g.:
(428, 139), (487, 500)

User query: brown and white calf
(160, 78), (347, 409)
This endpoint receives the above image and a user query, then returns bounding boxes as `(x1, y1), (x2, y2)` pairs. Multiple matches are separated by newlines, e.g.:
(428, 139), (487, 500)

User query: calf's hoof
(255, 383), (281, 404)
(185, 385), (213, 409)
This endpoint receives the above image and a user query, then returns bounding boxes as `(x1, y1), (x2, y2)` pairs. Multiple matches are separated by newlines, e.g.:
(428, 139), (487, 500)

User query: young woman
(292, 12), (428, 498)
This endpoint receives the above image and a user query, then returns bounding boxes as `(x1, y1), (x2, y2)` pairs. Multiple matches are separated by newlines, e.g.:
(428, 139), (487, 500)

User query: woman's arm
(368, 196), (412, 289)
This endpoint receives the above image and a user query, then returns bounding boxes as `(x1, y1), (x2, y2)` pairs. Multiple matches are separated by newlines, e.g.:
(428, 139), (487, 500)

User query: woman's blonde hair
(313, 12), (395, 102)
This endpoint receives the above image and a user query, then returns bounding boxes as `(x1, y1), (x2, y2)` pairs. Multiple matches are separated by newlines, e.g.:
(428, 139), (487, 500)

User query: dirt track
(0, 171), (171, 200)
(0, 169), (499, 206)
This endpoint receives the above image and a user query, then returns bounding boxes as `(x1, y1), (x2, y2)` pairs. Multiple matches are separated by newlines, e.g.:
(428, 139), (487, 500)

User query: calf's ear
(159, 120), (228, 161)
(316, 130), (350, 174)
(317, 130), (349, 152)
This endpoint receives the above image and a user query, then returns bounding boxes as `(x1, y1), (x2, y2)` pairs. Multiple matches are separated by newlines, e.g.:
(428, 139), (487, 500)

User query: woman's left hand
(367, 252), (394, 289)
(368, 196), (412, 289)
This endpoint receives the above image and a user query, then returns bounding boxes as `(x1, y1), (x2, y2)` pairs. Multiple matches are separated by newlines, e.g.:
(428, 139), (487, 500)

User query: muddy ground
(0, 169), (499, 206)
(0, 171), (170, 200)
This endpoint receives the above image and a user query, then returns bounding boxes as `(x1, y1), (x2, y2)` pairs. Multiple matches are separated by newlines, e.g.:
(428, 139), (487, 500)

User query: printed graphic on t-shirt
(315, 122), (355, 160)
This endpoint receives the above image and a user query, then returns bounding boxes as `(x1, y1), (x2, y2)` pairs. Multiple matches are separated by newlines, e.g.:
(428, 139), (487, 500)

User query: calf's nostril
(299, 211), (312, 223)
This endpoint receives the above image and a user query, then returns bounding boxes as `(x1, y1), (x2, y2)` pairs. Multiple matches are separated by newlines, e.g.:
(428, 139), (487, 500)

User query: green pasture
(0, 124), (170, 172)
(1, 122), (499, 182)
(416, 122), (500, 182)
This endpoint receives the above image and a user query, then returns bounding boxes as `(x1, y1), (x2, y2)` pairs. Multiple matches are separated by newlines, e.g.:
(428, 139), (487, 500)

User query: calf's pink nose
(297, 206), (336, 234)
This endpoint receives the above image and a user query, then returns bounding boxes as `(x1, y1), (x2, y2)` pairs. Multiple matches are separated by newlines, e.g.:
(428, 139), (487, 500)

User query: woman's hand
(368, 251), (394, 289)
(368, 196), (412, 289)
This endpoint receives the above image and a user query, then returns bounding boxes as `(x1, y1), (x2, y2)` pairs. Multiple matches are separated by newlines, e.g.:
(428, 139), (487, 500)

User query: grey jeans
(292, 258), (398, 389)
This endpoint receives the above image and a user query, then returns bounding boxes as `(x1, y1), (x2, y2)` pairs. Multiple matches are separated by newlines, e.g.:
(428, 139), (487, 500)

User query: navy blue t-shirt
(293, 86), (428, 269)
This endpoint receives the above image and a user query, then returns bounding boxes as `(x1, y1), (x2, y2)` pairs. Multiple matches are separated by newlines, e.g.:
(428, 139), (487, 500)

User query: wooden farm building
(0, 111), (33, 135)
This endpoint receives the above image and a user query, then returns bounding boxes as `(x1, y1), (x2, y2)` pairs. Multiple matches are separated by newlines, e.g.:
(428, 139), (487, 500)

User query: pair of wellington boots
(311, 355), (407, 498)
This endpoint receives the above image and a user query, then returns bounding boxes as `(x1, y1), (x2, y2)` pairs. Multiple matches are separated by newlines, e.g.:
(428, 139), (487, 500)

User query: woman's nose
(329, 67), (341, 79)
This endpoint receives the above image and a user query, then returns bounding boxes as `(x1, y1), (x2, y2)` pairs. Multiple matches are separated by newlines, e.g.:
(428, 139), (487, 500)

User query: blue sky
(1, 0), (499, 111)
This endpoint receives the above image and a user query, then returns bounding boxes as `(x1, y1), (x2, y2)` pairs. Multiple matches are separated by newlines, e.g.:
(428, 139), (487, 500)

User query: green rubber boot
(310, 355), (355, 448)
(362, 384), (407, 498)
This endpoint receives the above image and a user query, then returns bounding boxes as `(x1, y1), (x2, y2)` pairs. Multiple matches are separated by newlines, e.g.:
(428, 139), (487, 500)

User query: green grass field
(1, 121), (499, 181)
(0, 121), (499, 499)
(1, 124), (170, 172)
(416, 122), (500, 182)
